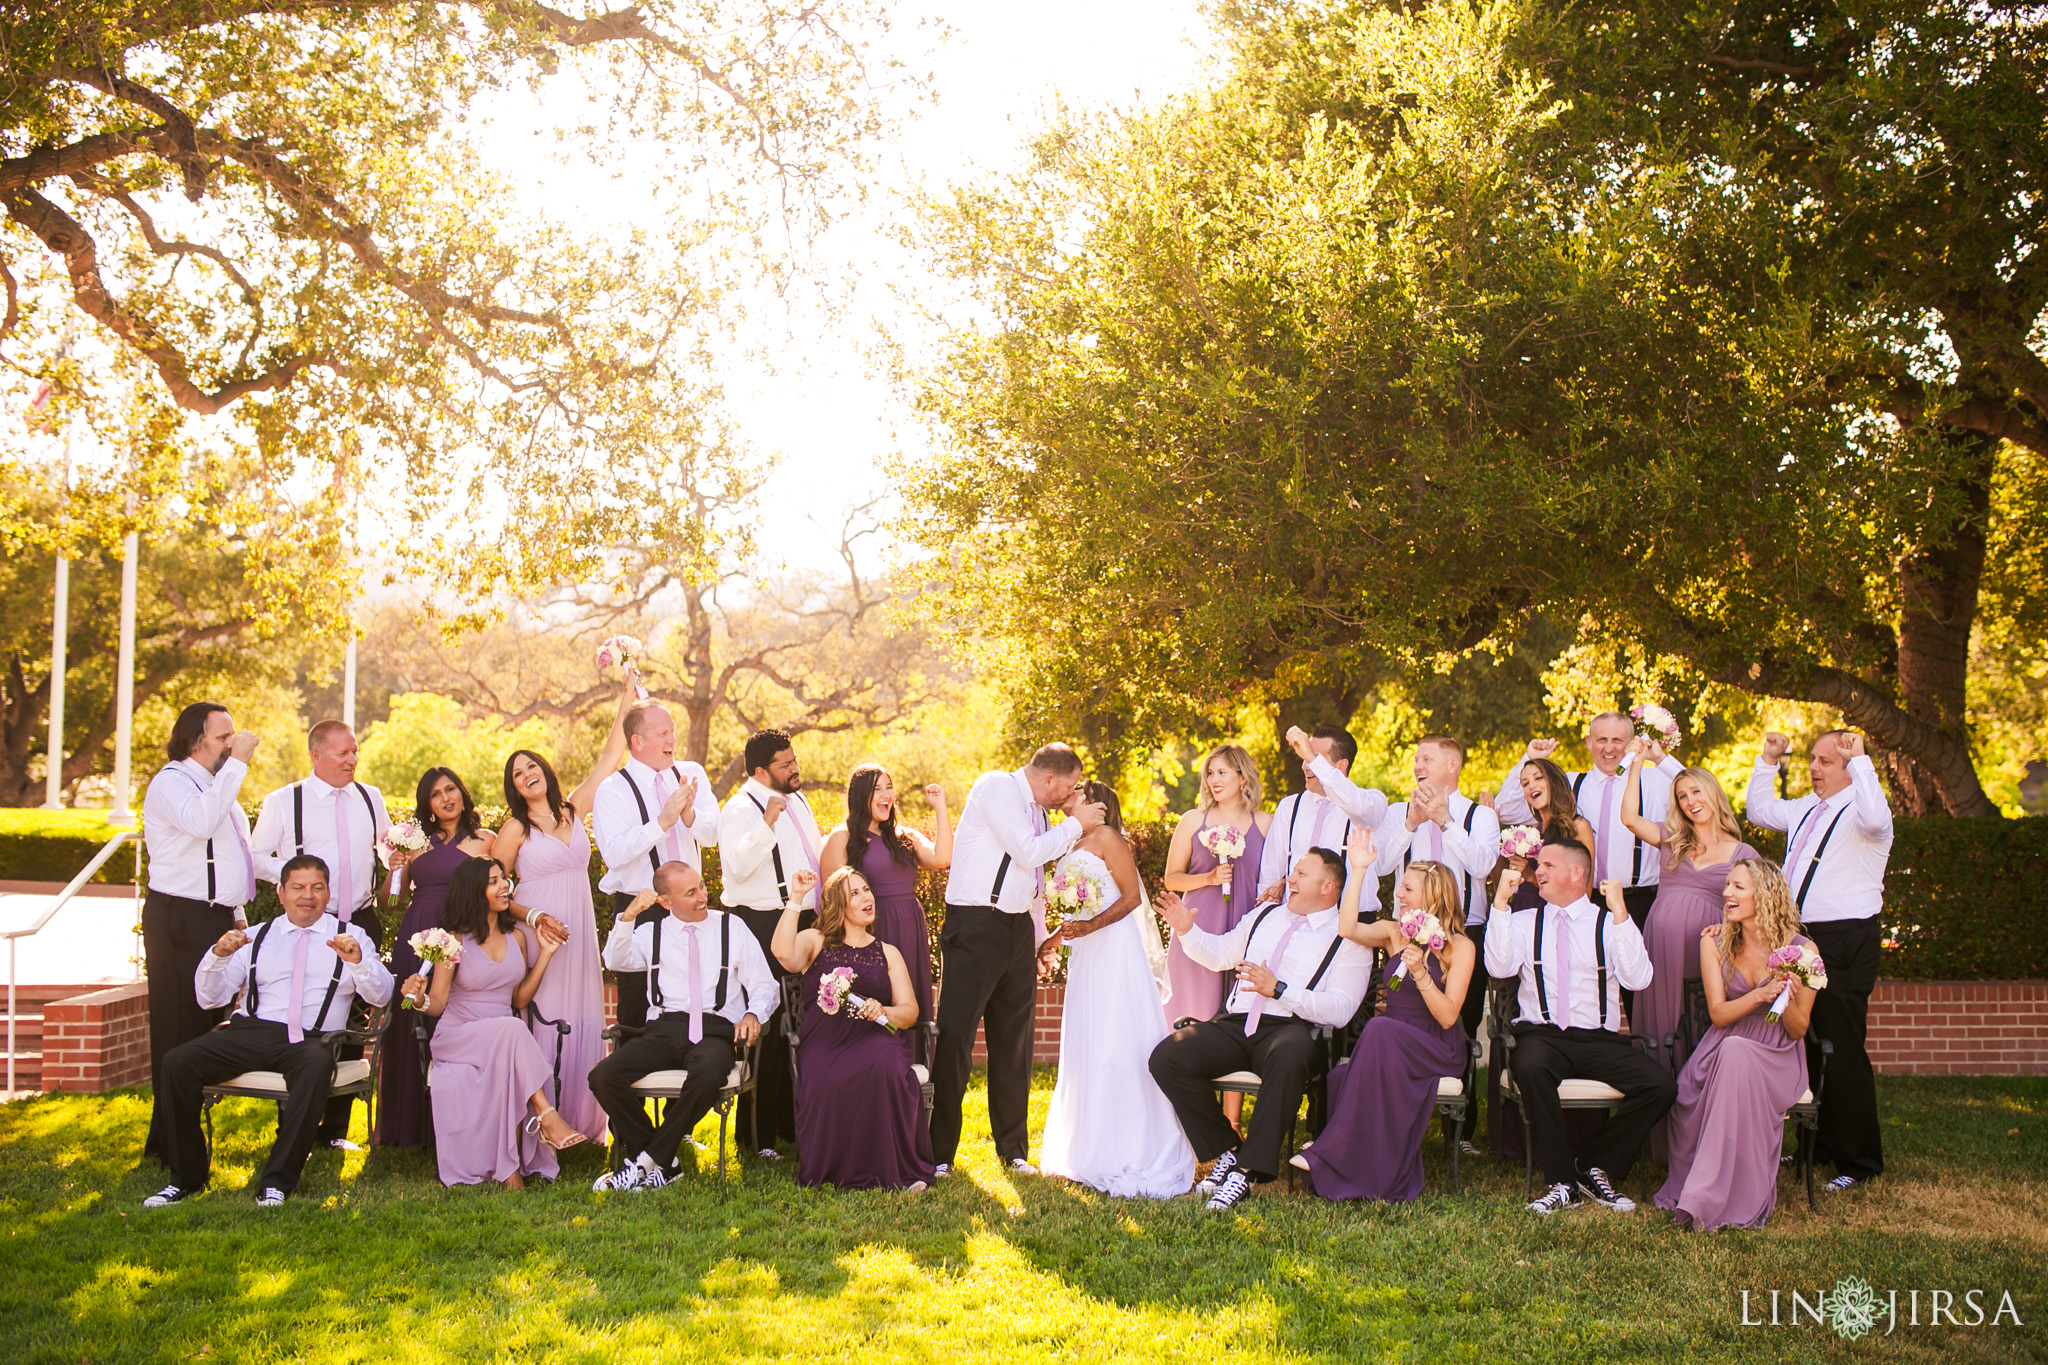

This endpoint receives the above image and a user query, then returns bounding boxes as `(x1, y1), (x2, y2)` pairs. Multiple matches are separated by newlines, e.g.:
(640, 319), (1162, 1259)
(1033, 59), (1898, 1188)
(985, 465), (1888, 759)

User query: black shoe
(1824, 1174), (1867, 1193)
(1780, 1152), (1799, 1168)
(1527, 1182), (1578, 1215)
(142, 1184), (193, 1208)
(1204, 1171), (1253, 1211)
(1577, 1166), (1636, 1212)
(1196, 1148), (1240, 1195)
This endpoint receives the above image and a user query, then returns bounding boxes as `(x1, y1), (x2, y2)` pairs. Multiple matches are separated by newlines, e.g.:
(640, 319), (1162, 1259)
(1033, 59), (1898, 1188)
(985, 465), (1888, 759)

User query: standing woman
(819, 764), (952, 1037)
(493, 669), (639, 1143)
(377, 767), (495, 1147)
(400, 858), (587, 1188)
(1161, 745), (1271, 1024)
(1505, 757), (1595, 911)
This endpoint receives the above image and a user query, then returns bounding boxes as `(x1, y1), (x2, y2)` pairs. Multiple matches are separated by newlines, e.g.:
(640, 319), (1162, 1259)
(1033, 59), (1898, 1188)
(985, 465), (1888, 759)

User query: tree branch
(46, 64), (209, 200)
(75, 174), (267, 373)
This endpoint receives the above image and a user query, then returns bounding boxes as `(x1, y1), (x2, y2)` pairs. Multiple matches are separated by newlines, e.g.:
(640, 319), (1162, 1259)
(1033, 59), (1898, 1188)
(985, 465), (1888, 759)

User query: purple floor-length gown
(793, 940), (935, 1190)
(1304, 953), (1468, 1201)
(1162, 811), (1265, 1025)
(429, 929), (559, 1187)
(859, 836), (932, 1030)
(1636, 844), (1758, 1075)
(1655, 944), (1811, 1231)
(377, 835), (475, 1147)
(515, 816), (608, 1142)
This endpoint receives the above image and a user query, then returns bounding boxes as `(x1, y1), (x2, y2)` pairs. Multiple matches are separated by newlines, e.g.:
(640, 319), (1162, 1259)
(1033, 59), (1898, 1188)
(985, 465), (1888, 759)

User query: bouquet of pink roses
(404, 927), (464, 1008)
(596, 634), (647, 698)
(1499, 825), (1543, 862)
(376, 818), (432, 896)
(1389, 908), (1448, 991)
(1630, 702), (1682, 751)
(1765, 942), (1828, 1022)
(1198, 824), (1248, 904)
(816, 965), (856, 1014)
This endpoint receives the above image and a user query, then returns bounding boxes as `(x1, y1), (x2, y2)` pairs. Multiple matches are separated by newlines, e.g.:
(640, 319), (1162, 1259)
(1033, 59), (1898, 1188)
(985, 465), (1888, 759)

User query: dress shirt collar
(175, 756), (217, 787)
(1544, 895), (1596, 921)
(1270, 903), (1339, 935)
(263, 912), (339, 943)
(743, 776), (777, 805)
(308, 774), (353, 800)
(625, 755), (673, 786)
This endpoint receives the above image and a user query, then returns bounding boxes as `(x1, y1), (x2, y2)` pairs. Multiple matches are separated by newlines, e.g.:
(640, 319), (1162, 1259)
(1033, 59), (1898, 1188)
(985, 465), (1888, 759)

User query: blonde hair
(1401, 859), (1467, 975)
(817, 867), (870, 951)
(1663, 766), (1743, 869)
(1195, 744), (1264, 812)
(1719, 857), (1800, 972)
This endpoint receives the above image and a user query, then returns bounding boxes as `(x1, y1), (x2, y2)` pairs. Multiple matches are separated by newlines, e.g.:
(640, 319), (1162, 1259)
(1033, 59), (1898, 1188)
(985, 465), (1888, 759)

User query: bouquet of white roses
(376, 818), (432, 896)
(1764, 943), (1828, 1023)
(596, 635), (647, 698)
(1198, 824), (1248, 905)
(404, 927), (464, 1008)
(1389, 908), (1448, 991)
(1499, 825), (1543, 862)
(1630, 702), (1682, 751)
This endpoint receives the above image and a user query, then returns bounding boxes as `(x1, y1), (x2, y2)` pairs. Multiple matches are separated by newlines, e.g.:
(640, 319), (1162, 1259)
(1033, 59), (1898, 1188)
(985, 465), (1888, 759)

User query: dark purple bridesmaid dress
(858, 835), (932, 1027)
(793, 940), (936, 1190)
(376, 834), (475, 1147)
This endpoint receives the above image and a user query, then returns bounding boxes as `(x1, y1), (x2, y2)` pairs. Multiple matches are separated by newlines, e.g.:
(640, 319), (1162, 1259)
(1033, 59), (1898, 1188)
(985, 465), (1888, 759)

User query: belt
(147, 887), (241, 914)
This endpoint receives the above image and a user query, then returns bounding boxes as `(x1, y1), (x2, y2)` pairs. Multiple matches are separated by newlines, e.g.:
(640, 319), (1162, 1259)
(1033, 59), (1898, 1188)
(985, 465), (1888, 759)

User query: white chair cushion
(1557, 1078), (1627, 1104)
(630, 1063), (746, 1092)
(217, 1058), (371, 1093)
(1213, 1070), (1263, 1087)
(1436, 1075), (1464, 1098)
(1794, 1088), (1814, 1106)
(911, 1064), (930, 1085)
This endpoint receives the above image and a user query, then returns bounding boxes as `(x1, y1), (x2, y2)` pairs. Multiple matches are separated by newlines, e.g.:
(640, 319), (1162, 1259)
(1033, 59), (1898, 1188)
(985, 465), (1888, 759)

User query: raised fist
(1761, 731), (1790, 764)
(213, 927), (250, 958)
(924, 783), (947, 810)
(326, 933), (363, 964)
(762, 793), (786, 828)
(1493, 866), (1523, 906)
(229, 730), (261, 763)
(1527, 738), (1560, 760)
(1836, 732), (1867, 761)
(790, 867), (819, 902)
(1284, 725), (1314, 760)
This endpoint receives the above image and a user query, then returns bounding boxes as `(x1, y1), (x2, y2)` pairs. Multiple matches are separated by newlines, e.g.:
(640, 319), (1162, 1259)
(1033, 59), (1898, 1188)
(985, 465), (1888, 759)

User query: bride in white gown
(1037, 781), (1197, 1198)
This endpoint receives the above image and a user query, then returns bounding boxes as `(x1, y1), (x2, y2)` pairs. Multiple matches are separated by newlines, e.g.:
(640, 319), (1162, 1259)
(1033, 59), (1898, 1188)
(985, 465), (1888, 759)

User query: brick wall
(1866, 980), (2048, 1076)
(41, 982), (151, 1093)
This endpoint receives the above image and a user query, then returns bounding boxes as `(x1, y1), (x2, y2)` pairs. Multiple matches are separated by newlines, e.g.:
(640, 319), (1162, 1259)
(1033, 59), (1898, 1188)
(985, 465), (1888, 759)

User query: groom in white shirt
(931, 744), (1104, 1178)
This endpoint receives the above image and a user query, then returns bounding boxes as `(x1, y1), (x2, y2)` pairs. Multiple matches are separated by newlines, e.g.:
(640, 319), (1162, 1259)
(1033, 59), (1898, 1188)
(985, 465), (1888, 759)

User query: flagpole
(43, 418), (73, 810)
(108, 525), (140, 822)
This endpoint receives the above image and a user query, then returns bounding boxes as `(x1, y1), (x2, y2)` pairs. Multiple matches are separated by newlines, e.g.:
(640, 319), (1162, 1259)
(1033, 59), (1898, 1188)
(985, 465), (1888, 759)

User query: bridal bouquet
(1764, 943), (1828, 1022)
(1630, 702), (1682, 751)
(1045, 861), (1106, 924)
(1198, 824), (1248, 905)
(1499, 825), (1543, 862)
(596, 634), (647, 698)
(403, 927), (463, 1008)
(1389, 908), (1448, 991)
(376, 818), (432, 896)
(817, 964), (895, 1031)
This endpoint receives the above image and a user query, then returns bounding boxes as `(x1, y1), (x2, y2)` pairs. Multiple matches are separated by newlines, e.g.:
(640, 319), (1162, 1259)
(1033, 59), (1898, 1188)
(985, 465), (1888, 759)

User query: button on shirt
(1257, 757), (1404, 910)
(248, 779), (391, 918)
(1385, 791), (1502, 927)
(718, 779), (825, 911)
(943, 768), (1086, 915)
(593, 759), (721, 896)
(1176, 902), (1373, 1026)
(1494, 754), (1684, 887)
(1484, 895), (1652, 1031)
(1743, 755), (1894, 924)
(602, 911), (779, 1025)
(194, 913), (394, 1030)
(142, 757), (257, 914)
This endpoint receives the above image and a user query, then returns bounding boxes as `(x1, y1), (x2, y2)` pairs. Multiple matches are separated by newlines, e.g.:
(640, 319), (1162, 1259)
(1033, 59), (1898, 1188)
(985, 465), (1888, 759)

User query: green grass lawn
(1, 1071), (2043, 1363)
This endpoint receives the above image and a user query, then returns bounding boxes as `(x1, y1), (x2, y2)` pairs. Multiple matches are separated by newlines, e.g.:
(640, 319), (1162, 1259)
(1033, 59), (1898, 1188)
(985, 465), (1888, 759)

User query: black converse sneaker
(1204, 1171), (1253, 1211)
(1196, 1149), (1241, 1195)
(1824, 1174), (1865, 1193)
(142, 1185), (192, 1208)
(1526, 1182), (1578, 1215)
(1577, 1166), (1636, 1212)
(253, 1187), (287, 1208)
(591, 1164), (641, 1192)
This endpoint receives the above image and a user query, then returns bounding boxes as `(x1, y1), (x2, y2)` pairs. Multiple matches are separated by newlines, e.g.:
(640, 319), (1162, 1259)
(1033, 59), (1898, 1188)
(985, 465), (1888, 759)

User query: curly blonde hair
(816, 867), (870, 951)
(1663, 766), (1743, 870)
(1195, 744), (1263, 812)
(1719, 857), (1800, 971)
(1399, 859), (1467, 975)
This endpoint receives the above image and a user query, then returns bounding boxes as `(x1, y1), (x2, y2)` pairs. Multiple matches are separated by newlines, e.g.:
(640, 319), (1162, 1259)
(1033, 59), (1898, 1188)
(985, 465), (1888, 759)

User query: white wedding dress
(1039, 848), (1197, 1198)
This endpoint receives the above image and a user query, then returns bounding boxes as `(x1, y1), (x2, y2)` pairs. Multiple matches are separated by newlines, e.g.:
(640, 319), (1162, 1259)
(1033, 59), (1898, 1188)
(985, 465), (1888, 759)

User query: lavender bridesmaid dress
(859, 836), (932, 1028)
(429, 930), (559, 1186)
(1636, 843), (1758, 1075)
(792, 940), (936, 1190)
(377, 835), (475, 1147)
(1654, 942), (1811, 1230)
(1161, 811), (1265, 1024)
(515, 817), (608, 1142)
(1303, 953), (1467, 1201)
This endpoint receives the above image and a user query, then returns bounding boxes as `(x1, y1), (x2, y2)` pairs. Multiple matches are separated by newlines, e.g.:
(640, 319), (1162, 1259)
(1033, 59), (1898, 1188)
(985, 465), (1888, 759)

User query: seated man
(589, 860), (780, 1190)
(1150, 849), (1373, 1212)
(144, 854), (394, 1208)
(1484, 838), (1675, 1214)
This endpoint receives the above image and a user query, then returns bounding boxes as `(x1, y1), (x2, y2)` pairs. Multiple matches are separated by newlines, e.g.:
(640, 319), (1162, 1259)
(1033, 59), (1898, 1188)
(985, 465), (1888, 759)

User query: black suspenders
(1403, 800), (1483, 911)
(746, 794), (789, 904)
(1572, 769), (1647, 886)
(291, 781), (380, 905)
(1792, 804), (1852, 908)
(647, 913), (732, 1013)
(243, 918), (346, 1033)
(169, 766), (219, 903)
(1530, 904), (1610, 1029)
(620, 769), (663, 873)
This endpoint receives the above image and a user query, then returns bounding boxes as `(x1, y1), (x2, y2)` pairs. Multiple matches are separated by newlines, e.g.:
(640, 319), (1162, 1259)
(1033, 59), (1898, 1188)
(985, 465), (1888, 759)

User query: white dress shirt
(194, 912), (394, 1030)
(1257, 757), (1405, 910)
(1385, 791), (1502, 927)
(248, 778), (391, 920)
(602, 910), (779, 1025)
(1743, 755), (1894, 923)
(718, 778), (826, 911)
(142, 757), (256, 914)
(1484, 895), (1652, 1031)
(1176, 901), (1373, 1026)
(1494, 752), (1684, 887)
(593, 758), (720, 896)
(943, 767), (1086, 914)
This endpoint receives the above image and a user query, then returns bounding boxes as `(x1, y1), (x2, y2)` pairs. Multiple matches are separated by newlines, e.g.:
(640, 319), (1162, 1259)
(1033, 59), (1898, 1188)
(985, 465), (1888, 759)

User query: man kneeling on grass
(143, 855), (394, 1208)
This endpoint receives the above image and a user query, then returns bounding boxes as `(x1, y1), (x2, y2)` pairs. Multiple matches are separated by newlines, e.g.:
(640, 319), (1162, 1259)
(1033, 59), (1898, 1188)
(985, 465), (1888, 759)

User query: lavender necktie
(1425, 817), (1444, 863)
(332, 791), (354, 926)
(684, 921), (704, 1045)
(285, 926), (314, 1044)
(1244, 915), (1306, 1036)
(663, 770), (687, 863)
(1594, 774), (1617, 885)
(1033, 803), (1048, 903)
(1787, 798), (1831, 880)
(790, 796), (822, 884)
(1553, 908), (1573, 1029)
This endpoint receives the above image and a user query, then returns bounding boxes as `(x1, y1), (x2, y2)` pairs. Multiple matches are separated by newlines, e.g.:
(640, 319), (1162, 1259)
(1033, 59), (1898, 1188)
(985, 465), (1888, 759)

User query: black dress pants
(1801, 915), (1885, 1180)
(1509, 1024), (1675, 1186)
(316, 907), (381, 1143)
(930, 905), (1036, 1165)
(611, 891), (659, 1032)
(1148, 1014), (1317, 1180)
(141, 891), (234, 1163)
(730, 904), (809, 1151)
(157, 1017), (338, 1195)
(589, 1012), (737, 1170)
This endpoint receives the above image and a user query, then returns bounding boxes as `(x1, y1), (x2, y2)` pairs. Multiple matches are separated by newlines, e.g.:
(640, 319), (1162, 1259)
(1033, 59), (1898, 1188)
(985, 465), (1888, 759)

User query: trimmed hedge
(7, 805), (2042, 981)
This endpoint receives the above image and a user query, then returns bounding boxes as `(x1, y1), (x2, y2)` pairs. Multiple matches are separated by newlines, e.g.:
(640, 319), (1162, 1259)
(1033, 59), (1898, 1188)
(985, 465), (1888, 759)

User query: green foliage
(354, 693), (556, 819)
(0, 808), (140, 884)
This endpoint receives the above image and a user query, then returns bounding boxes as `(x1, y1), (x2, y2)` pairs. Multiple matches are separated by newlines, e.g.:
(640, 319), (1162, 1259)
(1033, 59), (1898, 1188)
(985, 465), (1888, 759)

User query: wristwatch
(1271, 980), (1289, 1001)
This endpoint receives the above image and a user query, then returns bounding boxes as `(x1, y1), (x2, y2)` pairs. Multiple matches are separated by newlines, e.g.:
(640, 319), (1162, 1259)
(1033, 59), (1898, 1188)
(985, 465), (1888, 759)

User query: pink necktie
(663, 771), (687, 863)
(1244, 915), (1306, 1036)
(331, 791), (355, 926)
(1281, 797), (1333, 906)
(1425, 818), (1444, 862)
(790, 796), (822, 882)
(1594, 775), (1617, 885)
(1554, 908), (1573, 1029)
(684, 921), (704, 1045)
(285, 926), (313, 1043)
(1787, 798), (1831, 879)
(1033, 804), (1048, 903)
